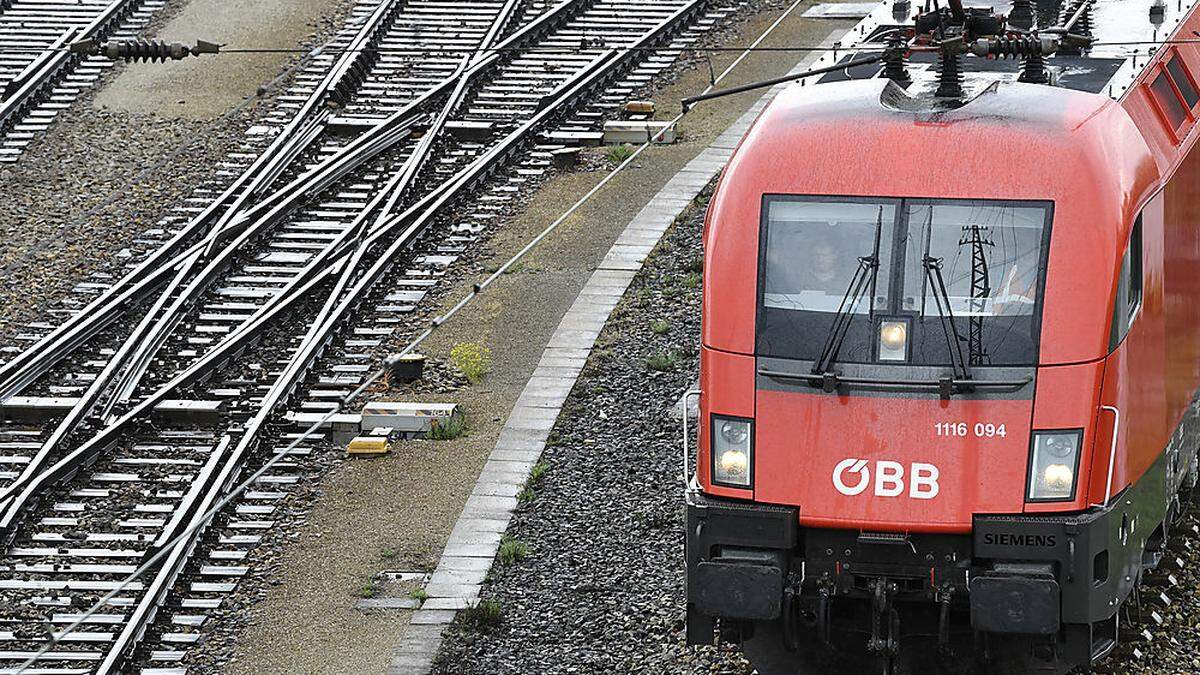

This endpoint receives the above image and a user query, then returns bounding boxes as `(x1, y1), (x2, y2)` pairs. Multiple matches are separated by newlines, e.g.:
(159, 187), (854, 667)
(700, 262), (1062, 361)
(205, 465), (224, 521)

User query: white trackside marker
(833, 459), (941, 499)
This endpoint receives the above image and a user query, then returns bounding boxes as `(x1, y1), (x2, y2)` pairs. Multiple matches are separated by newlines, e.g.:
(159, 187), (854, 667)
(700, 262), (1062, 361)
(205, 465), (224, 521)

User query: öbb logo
(832, 459), (940, 499)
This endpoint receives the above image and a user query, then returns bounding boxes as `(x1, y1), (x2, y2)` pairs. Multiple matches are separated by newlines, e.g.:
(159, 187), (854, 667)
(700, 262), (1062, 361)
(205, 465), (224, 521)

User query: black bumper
(685, 484), (1162, 663)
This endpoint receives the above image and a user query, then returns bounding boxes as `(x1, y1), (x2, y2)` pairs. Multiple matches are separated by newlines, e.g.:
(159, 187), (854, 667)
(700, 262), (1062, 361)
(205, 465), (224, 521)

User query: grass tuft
(649, 319), (670, 335)
(645, 350), (680, 372)
(462, 599), (503, 631)
(517, 486), (536, 504)
(429, 414), (468, 440)
(498, 535), (529, 566)
(356, 580), (380, 598)
(408, 587), (428, 602)
(605, 143), (636, 164)
(529, 461), (549, 482)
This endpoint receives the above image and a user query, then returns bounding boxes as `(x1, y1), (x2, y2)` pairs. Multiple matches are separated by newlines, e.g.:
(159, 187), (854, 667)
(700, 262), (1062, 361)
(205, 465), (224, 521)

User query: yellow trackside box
(347, 436), (390, 456)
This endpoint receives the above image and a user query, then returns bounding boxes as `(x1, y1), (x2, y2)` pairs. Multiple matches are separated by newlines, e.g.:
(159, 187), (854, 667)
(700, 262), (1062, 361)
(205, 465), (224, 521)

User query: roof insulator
(935, 48), (964, 99)
(1150, 0), (1167, 26)
(1008, 0), (1035, 30)
(882, 35), (911, 88)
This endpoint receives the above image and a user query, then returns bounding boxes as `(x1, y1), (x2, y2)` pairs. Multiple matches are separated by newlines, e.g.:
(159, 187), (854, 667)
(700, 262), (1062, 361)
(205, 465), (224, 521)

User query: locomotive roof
(819, 0), (1200, 101)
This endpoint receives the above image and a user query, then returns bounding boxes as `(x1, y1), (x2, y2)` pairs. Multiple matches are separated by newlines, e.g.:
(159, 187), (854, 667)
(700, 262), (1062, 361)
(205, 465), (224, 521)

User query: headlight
(712, 415), (752, 488)
(878, 319), (909, 362)
(1027, 430), (1083, 501)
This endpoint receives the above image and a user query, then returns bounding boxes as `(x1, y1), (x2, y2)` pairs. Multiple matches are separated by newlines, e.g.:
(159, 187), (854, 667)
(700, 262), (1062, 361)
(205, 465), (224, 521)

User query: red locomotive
(684, 0), (1200, 671)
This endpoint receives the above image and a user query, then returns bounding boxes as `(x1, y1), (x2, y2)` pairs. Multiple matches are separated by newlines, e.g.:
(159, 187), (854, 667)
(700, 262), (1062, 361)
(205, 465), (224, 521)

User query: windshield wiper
(811, 207), (884, 377)
(760, 365), (1030, 400)
(922, 254), (971, 384)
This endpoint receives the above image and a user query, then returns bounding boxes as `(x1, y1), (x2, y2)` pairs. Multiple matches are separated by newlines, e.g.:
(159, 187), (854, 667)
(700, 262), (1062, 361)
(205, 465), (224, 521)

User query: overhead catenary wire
(0, 37), (1196, 58)
(0, 37), (1188, 66)
(0, 43), (861, 56)
(13, 0), (818, 668)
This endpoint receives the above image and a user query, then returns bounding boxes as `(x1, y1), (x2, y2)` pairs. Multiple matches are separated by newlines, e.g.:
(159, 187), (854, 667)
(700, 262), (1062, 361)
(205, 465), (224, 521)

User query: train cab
(683, 1), (1200, 672)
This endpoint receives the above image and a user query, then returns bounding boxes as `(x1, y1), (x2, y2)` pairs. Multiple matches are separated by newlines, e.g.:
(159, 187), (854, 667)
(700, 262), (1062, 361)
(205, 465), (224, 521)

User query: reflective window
(1109, 215), (1143, 350)
(757, 196), (1052, 366)
(1167, 58), (1200, 109)
(1152, 70), (1188, 130)
(762, 199), (896, 314)
(901, 202), (1048, 365)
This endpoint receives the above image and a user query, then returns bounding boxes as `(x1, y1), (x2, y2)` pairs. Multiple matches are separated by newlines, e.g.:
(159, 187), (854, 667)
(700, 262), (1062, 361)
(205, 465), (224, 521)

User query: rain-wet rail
(0, 0), (166, 162)
(0, 0), (741, 671)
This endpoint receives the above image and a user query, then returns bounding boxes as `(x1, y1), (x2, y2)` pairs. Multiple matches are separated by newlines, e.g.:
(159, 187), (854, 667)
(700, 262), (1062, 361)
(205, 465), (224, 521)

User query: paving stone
(422, 583), (481, 599)
(388, 653), (435, 673)
(480, 458), (535, 475)
(529, 365), (585, 381)
(534, 355), (588, 369)
(428, 568), (487, 587)
(357, 597), (422, 610)
(464, 494), (517, 513)
(420, 597), (472, 611)
(442, 543), (500, 558)
(438, 556), (494, 572)
(449, 517), (510, 533)
(446, 529), (503, 548)
(471, 480), (521, 498)
(488, 446), (543, 462)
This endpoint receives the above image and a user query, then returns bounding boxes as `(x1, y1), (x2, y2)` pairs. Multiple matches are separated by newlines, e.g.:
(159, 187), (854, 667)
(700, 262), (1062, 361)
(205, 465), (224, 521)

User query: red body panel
(698, 30), (1200, 529)
(699, 346), (755, 500)
(754, 390), (1031, 533)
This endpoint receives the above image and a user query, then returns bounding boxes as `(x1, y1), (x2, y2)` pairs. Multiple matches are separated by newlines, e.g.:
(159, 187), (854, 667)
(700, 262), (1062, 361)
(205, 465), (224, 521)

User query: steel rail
(0, 263), (341, 529)
(200, 0), (702, 404)
(138, 0), (535, 403)
(101, 0), (438, 410)
(0, 0), (140, 134)
(0, 91), (418, 400)
(6, 1), (708, 669)
(94, 6), (705, 661)
(98, 0), (533, 410)
(0, 0), (578, 535)
(0, 0), (580, 401)
(0, 0), (412, 400)
(0, 28), (76, 125)
(260, 0), (710, 431)
(10, 1), (716, 668)
(8, 3), (789, 669)
(1, 0), (701, 561)
(91, 0), (593, 423)
(0, 0), (440, 507)
(0, 249), (203, 515)
(323, 0), (411, 105)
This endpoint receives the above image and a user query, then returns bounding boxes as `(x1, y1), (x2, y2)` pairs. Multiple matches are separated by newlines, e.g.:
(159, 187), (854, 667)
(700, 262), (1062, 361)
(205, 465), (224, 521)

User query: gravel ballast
(431, 181), (750, 673)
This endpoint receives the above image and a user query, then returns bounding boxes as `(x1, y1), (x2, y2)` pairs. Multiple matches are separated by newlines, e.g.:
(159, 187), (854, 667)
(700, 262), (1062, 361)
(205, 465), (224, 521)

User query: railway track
(0, 0), (744, 670)
(0, 0), (167, 163)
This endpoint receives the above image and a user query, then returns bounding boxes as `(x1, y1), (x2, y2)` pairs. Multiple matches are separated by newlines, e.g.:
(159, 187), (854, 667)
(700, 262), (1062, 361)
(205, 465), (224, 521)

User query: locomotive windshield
(757, 196), (1051, 367)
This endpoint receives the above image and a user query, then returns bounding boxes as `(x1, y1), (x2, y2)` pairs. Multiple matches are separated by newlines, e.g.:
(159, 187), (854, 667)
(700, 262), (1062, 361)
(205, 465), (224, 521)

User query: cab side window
(1109, 215), (1143, 350)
